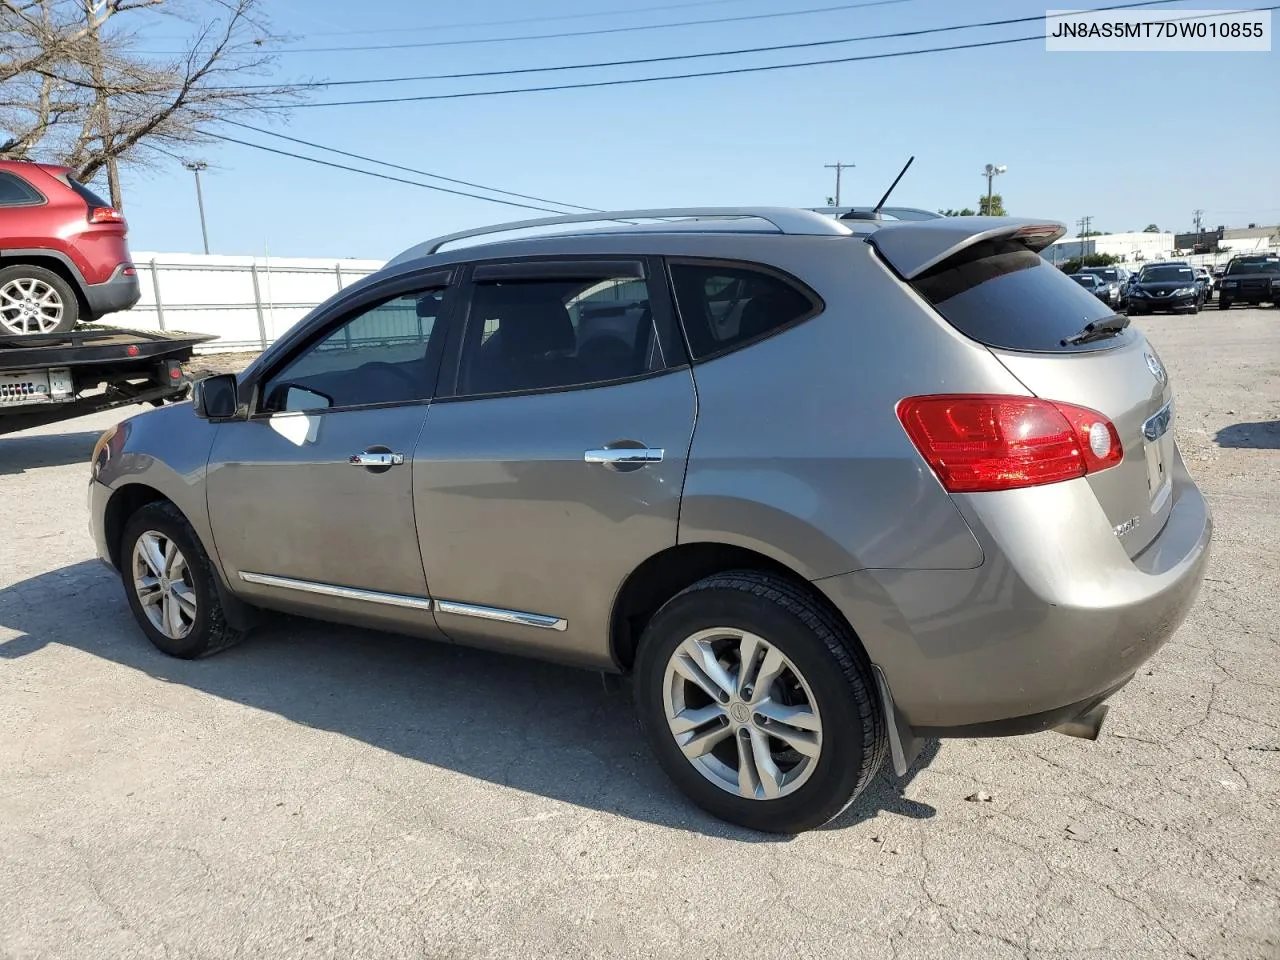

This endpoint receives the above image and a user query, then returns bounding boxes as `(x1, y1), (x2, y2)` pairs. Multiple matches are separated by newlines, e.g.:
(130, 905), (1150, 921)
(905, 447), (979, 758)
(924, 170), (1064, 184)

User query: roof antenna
(840, 156), (915, 221)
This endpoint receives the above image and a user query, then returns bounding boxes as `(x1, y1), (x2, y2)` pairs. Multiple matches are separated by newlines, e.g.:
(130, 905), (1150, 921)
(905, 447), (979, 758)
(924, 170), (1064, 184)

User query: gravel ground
(1, 309), (1277, 960)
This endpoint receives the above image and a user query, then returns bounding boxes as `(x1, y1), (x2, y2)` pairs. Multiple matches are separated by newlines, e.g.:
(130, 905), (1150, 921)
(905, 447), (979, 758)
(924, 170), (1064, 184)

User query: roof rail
(389, 207), (855, 265)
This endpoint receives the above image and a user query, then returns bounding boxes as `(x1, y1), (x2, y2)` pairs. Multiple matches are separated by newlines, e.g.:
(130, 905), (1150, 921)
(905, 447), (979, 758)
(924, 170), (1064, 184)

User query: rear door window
(667, 261), (821, 360)
(911, 239), (1125, 353)
(0, 171), (44, 206)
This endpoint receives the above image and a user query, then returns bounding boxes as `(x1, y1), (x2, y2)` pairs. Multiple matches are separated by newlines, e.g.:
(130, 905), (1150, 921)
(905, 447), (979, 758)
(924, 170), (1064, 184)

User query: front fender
(95, 403), (221, 573)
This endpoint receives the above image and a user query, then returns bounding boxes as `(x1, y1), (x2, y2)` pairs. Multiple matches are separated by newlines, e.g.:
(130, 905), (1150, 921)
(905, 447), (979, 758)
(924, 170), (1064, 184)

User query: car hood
(1135, 280), (1196, 290)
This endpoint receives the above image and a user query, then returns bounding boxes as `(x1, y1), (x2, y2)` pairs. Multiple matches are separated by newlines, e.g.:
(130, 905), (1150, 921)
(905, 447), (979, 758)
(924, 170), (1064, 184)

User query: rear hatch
(871, 219), (1175, 557)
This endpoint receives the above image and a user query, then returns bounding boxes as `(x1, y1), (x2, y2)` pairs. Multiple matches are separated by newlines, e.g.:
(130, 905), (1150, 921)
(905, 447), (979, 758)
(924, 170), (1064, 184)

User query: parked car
(0, 159), (140, 337)
(1127, 262), (1203, 314)
(1076, 266), (1129, 309)
(1218, 255), (1280, 309)
(88, 208), (1212, 833)
(1068, 272), (1108, 300)
(1194, 266), (1215, 300)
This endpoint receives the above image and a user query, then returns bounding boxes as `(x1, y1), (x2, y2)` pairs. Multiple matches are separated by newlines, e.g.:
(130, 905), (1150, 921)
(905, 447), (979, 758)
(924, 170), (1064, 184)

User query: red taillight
(121, 265), (136, 277)
(89, 206), (124, 224)
(896, 394), (1123, 493)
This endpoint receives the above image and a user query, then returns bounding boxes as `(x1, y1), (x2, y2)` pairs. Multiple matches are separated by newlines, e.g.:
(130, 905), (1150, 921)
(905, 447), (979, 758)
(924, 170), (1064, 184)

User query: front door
(413, 257), (697, 667)
(206, 282), (453, 636)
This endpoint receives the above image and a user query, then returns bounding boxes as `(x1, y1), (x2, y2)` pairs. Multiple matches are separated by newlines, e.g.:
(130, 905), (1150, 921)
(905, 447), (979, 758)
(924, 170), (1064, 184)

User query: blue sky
(111, 0), (1279, 258)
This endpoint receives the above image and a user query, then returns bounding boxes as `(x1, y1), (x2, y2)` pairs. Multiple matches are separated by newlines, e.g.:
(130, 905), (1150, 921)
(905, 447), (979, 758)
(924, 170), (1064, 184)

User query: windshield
(1226, 260), (1280, 275)
(1080, 268), (1118, 282)
(1140, 266), (1194, 283)
(1070, 275), (1098, 286)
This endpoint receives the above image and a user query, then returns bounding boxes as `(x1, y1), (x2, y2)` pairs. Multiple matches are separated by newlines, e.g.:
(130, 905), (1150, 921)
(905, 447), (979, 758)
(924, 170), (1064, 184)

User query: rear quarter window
(667, 260), (821, 360)
(0, 171), (45, 206)
(911, 239), (1124, 353)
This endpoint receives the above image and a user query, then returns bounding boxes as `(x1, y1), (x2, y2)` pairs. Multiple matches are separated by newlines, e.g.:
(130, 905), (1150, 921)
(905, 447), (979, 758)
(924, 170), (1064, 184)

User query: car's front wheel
(120, 501), (244, 659)
(1219, 298), (1232, 310)
(0, 265), (80, 336)
(634, 571), (886, 833)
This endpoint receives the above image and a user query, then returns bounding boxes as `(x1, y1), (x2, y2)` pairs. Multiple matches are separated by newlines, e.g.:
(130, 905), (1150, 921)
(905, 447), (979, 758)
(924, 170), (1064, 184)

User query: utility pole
(1077, 215), (1093, 260)
(982, 163), (1007, 214)
(83, 0), (123, 210)
(1192, 208), (1204, 233)
(184, 161), (210, 254)
(824, 162), (855, 207)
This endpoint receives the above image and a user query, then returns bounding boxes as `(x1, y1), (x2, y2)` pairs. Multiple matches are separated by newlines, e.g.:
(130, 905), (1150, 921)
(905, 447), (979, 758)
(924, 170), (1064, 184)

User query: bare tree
(1, 0), (302, 207)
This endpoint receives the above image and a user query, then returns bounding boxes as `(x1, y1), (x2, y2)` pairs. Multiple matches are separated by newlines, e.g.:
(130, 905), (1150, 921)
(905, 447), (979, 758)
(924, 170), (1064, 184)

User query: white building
(1042, 231), (1176, 266)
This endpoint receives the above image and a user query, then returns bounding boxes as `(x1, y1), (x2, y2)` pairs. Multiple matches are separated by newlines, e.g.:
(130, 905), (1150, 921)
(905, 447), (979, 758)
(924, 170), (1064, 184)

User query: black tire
(634, 571), (886, 833)
(1218, 299), (1231, 310)
(120, 500), (244, 659)
(0, 264), (80, 336)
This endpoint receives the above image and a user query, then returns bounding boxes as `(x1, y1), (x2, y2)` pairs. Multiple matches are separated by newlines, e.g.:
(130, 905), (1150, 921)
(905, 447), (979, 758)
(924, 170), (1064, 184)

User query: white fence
(120, 252), (386, 353)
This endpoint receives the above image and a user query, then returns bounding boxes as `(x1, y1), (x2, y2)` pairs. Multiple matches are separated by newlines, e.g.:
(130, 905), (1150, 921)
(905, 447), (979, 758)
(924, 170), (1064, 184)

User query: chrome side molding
(238, 572), (567, 631)
(435, 599), (567, 632)
(238, 572), (434, 612)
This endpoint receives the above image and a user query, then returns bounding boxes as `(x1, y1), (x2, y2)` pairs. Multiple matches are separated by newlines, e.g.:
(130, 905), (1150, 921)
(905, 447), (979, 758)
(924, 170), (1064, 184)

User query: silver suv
(88, 208), (1212, 833)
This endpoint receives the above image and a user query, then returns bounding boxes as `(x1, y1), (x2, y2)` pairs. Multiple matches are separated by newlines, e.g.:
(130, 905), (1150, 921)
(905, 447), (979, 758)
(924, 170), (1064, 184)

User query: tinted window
(457, 273), (663, 396)
(913, 239), (1122, 353)
(1226, 259), (1279, 275)
(668, 262), (819, 360)
(261, 289), (446, 412)
(1139, 266), (1195, 282)
(0, 171), (43, 206)
(60, 175), (111, 209)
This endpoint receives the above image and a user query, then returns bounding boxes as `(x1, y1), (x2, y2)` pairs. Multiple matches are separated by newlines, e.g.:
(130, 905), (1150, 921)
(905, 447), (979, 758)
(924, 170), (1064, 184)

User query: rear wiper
(1061, 313), (1130, 346)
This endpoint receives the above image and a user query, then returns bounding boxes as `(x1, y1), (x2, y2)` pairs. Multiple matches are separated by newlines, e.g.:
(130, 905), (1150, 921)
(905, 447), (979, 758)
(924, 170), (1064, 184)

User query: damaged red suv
(0, 159), (141, 336)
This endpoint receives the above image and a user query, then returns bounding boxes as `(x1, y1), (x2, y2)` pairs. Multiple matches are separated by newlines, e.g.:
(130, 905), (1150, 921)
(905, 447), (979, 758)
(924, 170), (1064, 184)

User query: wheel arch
(0, 251), (90, 317)
(103, 482), (260, 631)
(103, 483), (170, 569)
(609, 541), (864, 673)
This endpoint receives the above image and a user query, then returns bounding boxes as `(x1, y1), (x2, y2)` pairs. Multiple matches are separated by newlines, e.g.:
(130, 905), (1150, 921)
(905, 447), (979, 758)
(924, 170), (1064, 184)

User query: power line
(205, 133), (586, 214)
(250, 4), (1274, 109)
(138, 0), (923, 55)
(219, 120), (598, 212)
(210, 0), (1178, 92)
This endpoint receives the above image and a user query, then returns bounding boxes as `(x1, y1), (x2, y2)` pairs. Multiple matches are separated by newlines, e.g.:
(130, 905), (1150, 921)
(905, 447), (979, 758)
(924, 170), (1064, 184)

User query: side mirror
(192, 374), (239, 420)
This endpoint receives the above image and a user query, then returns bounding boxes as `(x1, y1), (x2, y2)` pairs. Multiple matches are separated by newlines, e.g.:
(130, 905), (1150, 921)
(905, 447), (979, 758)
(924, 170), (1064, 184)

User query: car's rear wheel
(1219, 299), (1232, 310)
(634, 571), (886, 833)
(0, 265), (79, 336)
(120, 501), (244, 659)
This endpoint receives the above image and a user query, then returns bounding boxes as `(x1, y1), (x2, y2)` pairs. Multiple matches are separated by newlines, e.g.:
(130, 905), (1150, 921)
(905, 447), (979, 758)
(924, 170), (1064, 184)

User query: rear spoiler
(868, 217), (1068, 280)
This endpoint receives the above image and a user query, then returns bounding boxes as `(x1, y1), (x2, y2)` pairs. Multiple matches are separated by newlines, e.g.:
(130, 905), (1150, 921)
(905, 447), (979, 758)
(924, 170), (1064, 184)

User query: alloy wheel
(131, 530), (198, 640)
(0, 277), (64, 335)
(662, 627), (823, 801)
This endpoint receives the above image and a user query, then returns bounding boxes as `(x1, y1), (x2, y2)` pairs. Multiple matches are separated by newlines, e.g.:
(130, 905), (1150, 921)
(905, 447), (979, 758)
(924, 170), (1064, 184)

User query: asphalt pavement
(1, 309), (1277, 960)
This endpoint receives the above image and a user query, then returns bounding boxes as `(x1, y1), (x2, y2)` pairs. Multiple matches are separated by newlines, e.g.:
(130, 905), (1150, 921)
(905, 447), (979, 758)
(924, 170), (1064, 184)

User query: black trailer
(0, 328), (214, 436)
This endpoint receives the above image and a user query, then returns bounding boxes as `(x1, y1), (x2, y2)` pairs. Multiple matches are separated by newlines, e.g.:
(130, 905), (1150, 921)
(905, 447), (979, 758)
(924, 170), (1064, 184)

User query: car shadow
(0, 560), (938, 840)
(1215, 420), (1280, 450)
(0, 429), (100, 475)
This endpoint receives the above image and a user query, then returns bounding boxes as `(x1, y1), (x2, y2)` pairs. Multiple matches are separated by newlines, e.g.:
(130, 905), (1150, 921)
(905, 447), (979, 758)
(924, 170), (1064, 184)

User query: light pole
(983, 163), (1007, 215)
(183, 161), (210, 254)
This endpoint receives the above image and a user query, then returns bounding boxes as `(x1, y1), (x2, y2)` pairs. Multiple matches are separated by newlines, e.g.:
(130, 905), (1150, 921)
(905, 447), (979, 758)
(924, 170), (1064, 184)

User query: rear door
(874, 225), (1175, 556)
(412, 256), (696, 668)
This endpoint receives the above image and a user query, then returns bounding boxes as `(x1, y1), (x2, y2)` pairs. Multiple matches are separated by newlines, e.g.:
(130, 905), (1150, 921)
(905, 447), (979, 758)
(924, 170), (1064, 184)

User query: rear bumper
(816, 451), (1212, 733)
(83, 264), (140, 318)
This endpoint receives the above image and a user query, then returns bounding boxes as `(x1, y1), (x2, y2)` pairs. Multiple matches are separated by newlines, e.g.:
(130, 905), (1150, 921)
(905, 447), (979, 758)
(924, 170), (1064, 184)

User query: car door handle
(349, 451), (405, 467)
(584, 447), (664, 466)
